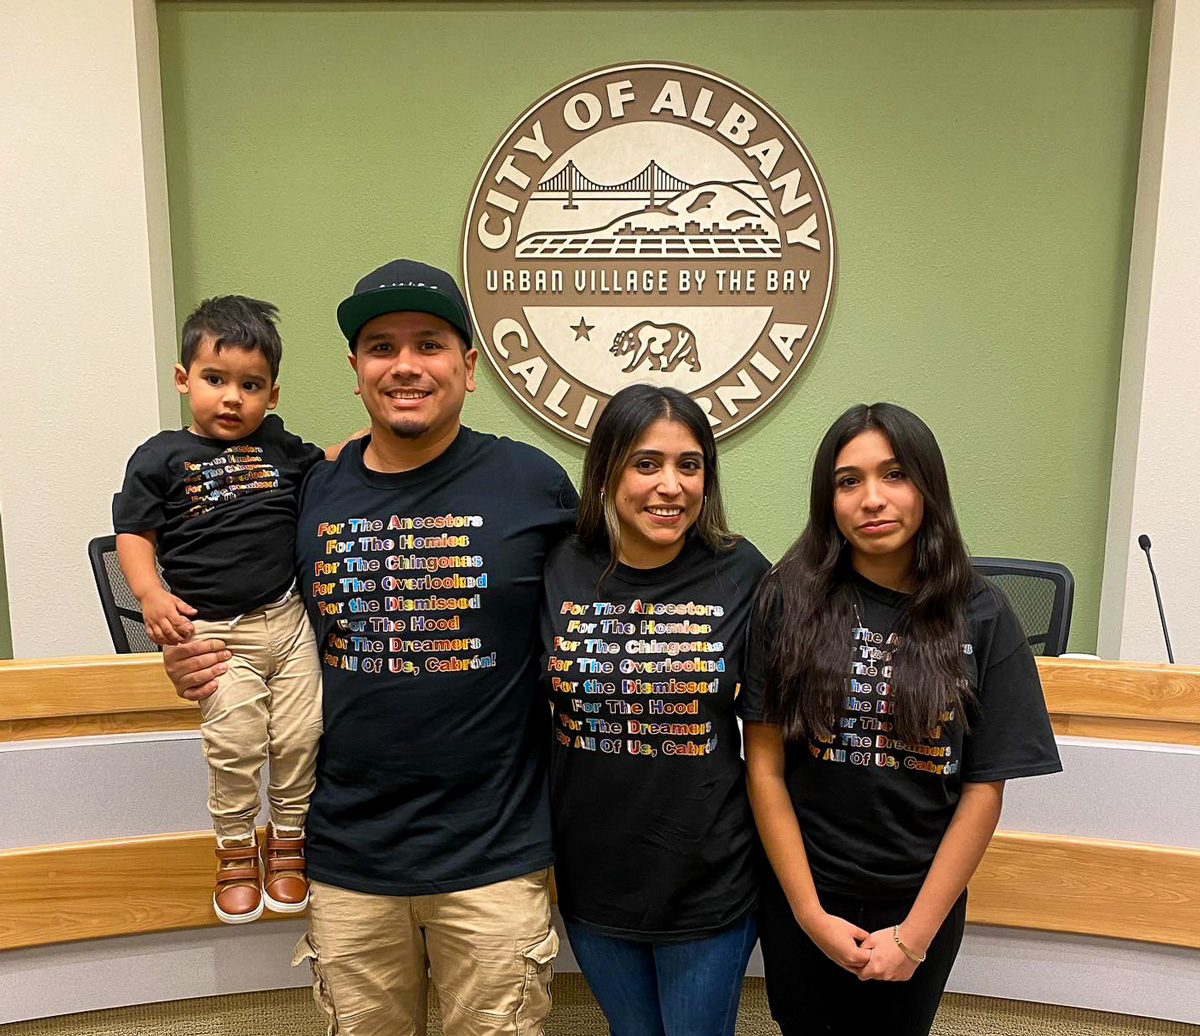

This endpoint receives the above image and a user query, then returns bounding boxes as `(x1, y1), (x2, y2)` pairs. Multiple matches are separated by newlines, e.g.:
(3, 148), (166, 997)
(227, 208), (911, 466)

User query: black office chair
(87, 535), (161, 653)
(971, 557), (1074, 657)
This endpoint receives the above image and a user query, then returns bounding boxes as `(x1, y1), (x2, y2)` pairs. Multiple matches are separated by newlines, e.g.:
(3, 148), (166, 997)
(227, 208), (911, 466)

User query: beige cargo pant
(192, 591), (323, 843)
(293, 869), (558, 1036)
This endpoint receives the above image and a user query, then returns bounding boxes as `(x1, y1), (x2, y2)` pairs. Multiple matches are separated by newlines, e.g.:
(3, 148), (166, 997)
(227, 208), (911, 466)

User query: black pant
(757, 873), (967, 1036)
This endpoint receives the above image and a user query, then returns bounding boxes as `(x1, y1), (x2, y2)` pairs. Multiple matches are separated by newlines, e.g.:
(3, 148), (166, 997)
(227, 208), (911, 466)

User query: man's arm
(115, 531), (196, 645)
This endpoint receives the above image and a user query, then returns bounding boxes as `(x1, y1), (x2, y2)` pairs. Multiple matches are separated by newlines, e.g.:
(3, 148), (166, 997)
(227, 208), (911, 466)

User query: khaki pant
(193, 591), (323, 842)
(293, 869), (558, 1036)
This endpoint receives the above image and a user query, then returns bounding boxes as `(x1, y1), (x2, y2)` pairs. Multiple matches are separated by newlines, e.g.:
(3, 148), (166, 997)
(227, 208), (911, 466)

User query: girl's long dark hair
(577, 384), (737, 576)
(760, 402), (976, 743)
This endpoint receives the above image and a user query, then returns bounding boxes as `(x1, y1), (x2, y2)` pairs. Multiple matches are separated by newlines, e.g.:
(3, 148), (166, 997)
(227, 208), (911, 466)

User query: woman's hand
(858, 926), (923, 982)
(163, 637), (231, 701)
(801, 910), (872, 974)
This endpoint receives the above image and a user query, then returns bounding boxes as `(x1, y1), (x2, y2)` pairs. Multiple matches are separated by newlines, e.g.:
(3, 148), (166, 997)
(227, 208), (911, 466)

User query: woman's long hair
(577, 385), (737, 576)
(760, 402), (976, 743)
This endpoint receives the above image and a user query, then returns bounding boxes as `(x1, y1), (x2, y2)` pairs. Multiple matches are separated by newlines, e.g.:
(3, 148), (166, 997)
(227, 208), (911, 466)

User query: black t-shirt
(297, 428), (578, 895)
(742, 571), (1062, 897)
(112, 415), (325, 619)
(542, 534), (770, 940)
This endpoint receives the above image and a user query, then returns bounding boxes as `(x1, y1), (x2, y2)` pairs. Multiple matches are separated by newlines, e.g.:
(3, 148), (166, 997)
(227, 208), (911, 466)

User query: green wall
(158, 0), (1152, 652)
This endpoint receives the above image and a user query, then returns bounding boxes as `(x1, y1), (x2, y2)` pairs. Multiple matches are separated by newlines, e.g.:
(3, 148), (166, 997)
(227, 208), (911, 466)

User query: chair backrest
(971, 556), (1074, 657)
(87, 535), (161, 654)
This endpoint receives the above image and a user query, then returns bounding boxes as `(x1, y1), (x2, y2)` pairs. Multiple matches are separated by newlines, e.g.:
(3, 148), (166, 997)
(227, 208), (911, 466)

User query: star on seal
(570, 317), (595, 341)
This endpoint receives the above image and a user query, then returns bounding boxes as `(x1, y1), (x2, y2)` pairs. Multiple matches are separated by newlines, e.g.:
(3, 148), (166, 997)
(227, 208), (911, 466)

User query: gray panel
(0, 921), (308, 1025)
(11, 729), (1200, 849)
(3, 734), (1198, 1024)
(999, 737), (1200, 847)
(5, 919), (1197, 1026)
(951, 924), (1200, 1025)
(0, 734), (268, 849)
(7, 733), (1197, 850)
(0, 913), (584, 1025)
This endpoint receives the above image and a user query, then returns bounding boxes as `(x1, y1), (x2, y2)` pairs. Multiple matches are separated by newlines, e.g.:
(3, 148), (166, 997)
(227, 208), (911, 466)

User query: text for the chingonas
(309, 513), (494, 677)
(816, 625), (964, 776)
(549, 597), (727, 759)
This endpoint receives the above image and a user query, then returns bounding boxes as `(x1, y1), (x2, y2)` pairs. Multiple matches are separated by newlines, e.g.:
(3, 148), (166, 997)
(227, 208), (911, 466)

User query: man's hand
(141, 587), (197, 645)
(801, 910), (872, 975)
(163, 638), (231, 701)
(858, 926), (922, 982)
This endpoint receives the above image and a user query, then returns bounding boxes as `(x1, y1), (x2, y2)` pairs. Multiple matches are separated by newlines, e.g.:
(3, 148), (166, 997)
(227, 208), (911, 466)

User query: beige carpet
(4, 975), (1198, 1035)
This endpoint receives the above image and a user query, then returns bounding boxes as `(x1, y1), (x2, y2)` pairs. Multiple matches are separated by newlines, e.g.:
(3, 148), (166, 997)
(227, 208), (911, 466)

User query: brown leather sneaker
(262, 826), (309, 913)
(213, 841), (263, 924)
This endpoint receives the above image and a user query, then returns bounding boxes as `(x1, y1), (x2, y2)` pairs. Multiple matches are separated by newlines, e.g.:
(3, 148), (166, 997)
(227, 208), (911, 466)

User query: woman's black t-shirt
(741, 571), (1062, 897)
(542, 534), (770, 940)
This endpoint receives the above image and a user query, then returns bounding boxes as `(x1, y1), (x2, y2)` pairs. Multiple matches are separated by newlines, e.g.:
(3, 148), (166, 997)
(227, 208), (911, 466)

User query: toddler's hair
(181, 296), (283, 382)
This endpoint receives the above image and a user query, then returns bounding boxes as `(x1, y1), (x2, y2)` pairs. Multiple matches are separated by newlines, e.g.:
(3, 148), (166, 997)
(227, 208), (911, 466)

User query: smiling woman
(540, 384), (771, 1036)
(576, 384), (740, 578)
(609, 418), (705, 568)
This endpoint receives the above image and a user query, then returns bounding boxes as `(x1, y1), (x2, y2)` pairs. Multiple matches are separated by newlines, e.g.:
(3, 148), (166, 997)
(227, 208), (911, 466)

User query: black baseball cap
(337, 259), (473, 347)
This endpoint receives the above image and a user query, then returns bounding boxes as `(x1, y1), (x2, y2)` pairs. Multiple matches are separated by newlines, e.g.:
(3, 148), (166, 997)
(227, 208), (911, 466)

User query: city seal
(462, 62), (837, 443)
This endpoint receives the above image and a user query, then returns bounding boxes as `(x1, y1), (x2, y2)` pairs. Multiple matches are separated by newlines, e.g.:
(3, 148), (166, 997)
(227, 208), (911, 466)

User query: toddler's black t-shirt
(113, 414), (324, 619)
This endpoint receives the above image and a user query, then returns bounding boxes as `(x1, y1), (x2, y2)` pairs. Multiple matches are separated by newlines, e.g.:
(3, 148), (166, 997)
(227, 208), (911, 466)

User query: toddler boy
(114, 295), (327, 924)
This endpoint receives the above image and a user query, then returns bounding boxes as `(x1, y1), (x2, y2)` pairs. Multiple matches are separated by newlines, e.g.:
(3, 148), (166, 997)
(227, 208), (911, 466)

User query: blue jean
(564, 913), (757, 1036)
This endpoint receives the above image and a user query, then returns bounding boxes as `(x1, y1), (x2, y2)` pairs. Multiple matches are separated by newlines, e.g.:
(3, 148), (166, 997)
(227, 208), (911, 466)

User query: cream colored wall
(0, 0), (176, 657)
(1099, 0), (1200, 663)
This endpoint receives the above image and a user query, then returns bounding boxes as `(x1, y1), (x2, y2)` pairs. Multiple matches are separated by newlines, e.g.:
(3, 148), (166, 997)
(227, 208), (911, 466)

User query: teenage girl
(743, 402), (1061, 1036)
(542, 385), (769, 1036)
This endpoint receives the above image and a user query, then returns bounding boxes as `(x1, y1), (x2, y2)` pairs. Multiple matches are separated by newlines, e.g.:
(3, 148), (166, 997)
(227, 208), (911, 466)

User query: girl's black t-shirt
(742, 570), (1062, 897)
(542, 534), (770, 941)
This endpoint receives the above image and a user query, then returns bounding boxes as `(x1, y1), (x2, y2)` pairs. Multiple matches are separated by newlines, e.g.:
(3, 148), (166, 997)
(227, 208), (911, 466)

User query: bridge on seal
(534, 160), (693, 209)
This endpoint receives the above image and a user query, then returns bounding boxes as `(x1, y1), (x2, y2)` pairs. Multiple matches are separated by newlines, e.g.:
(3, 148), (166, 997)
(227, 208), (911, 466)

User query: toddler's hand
(141, 587), (197, 645)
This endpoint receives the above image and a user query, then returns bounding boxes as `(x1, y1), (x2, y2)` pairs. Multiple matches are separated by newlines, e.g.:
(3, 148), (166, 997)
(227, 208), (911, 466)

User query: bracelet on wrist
(892, 924), (926, 964)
